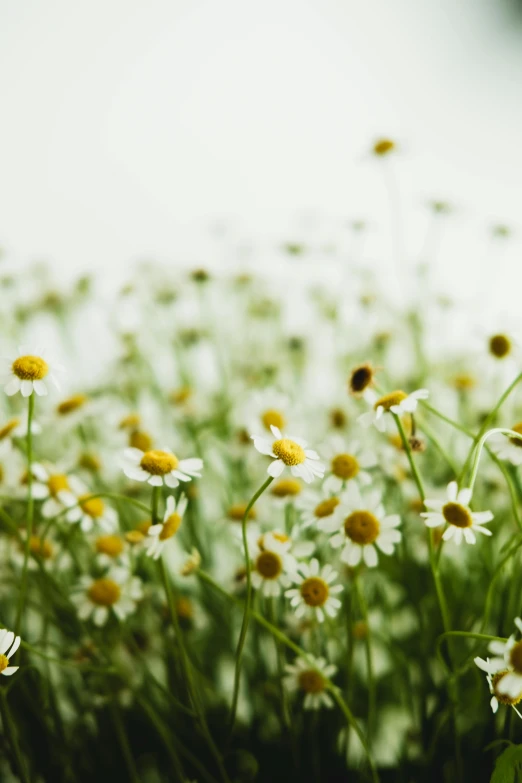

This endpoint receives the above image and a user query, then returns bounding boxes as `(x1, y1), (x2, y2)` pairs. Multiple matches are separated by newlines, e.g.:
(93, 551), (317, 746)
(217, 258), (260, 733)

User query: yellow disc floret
(300, 577), (329, 607)
(272, 439), (305, 466)
(373, 138), (395, 156)
(87, 578), (121, 606)
(314, 497), (340, 518)
(489, 334), (511, 359)
(271, 478), (302, 498)
(29, 536), (54, 560)
(0, 418), (20, 440)
(79, 494), (104, 518)
(344, 510), (380, 545)
(140, 450), (178, 475)
(442, 502), (472, 528)
(298, 669), (326, 693)
(0, 654), (9, 673)
(227, 503), (257, 522)
(129, 430), (153, 452)
(331, 454), (359, 480)
(57, 394), (87, 415)
(159, 513), (182, 540)
(261, 409), (286, 431)
(255, 551), (283, 579)
(12, 355), (48, 381)
(95, 535), (123, 557)
(374, 391), (407, 412)
(47, 474), (70, 497)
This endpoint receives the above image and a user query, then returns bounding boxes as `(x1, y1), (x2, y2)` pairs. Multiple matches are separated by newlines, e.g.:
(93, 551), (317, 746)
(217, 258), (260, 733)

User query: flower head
(474, 619), (522, 702)
(251, 425), (324, 484)
(72, 570), (143, 626)
(285, 559), (343, 623)
(122, 446), (203, 488)
(250, 531), (312, 598)
(0, 346), (65, 397)
(146, 495), (188, 560)
(358, 389), (429, 432)
(283, 655), (337, 710)
(421, 481), (493, 545)
(0, 629), (21, 676)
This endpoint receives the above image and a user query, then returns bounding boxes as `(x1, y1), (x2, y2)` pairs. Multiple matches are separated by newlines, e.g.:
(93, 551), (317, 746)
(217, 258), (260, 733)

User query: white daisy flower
(474, 619), (522, 702)
(358, 389), (429, 433)
(0, 414), (41, 444)
(268, 477), (304, 508)
(250, 531), (312, 598)
(296, 489), (343, 530)
(72, 570), (143, 627)
(122, 446), (203, 488)
(60, 480), (118, 533)
(421, 481), (493, 545)
(283, 655), (337, 710)
(243, 388), (291, 434)
(0, 628), (21, 677)
(321, 436), (376, 494)
(94, 534), (129, 569)
(285, 559), (343, 623)
(146, 495), (188, 560)
(251, 425), (324, 484)
(0, 345), (65, 397)
(489, 424), (522, 467)
(320, 485), (402, 568)
(31, 463), (81, 518)
(474, 657), (522, 718)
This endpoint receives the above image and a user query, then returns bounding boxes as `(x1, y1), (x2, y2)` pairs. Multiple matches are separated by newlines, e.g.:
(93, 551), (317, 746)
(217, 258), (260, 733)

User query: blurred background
(0, 0), (521, 306)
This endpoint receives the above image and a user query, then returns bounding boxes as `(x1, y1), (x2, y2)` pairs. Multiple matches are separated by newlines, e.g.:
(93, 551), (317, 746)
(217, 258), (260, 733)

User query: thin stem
(353, 572), (376, 744)
(0, 688), (30, 783)
(228, 476), (273, 736)
(468, 428), (522, 495)
(110, 701), (141, 783)
(15, 393), (35, 642)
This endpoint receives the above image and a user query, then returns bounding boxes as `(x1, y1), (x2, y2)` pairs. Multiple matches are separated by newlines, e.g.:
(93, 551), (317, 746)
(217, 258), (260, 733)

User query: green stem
(15, 393), (35, 642)
(228, 476), (273, 736)
(110, 701), (141, 783)
(353, 572), (376, 744)
(467, 428), (522, 495)
(0, 689), (30, 783)
(137, 696), (187, 781)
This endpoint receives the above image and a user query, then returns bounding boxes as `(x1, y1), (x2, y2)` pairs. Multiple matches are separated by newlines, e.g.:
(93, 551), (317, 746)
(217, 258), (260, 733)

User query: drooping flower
(251, 425), (324, 484)
(122, 446), (203, 488)
(421, 481), (493, 545)
(489, 424), (522, 467)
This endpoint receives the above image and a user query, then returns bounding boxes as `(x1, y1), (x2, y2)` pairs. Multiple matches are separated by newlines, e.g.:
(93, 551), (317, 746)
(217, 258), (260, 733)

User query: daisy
(0, 414), (41, 444)
(358, 389), (429, 433)
(489, 423), (522, 467)
(0, 629), (21, 676)
(250, 531), (310, 598)
(421, 481), (493, 545)
(146, 495), (188, 560)
(72, 570), (143, 627)
(251, 425), (324, 483)
(474, 657), (522, 718)
(0, 345), (65, 397)
(283, 655), (337, 710)
(122, 446), (203, 488)
(94, 534), (129, 569)
(320, 485), (401, 568)
(321, 436), (376, 494)
(285, 559), (343, 623)
(269, 477), (303, 507)
(243, 388), (291, 434)
(474, 619), (522, 701)
(31, 463), (81, 518)
(296, 489), (342, 530)
(60, 482), (118, 533)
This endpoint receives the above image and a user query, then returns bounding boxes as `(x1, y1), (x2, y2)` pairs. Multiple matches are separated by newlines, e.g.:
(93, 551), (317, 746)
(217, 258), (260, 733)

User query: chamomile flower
(474, 658), (522, 718)
(320, 485), (401, 568)
(474, 619), (522, 701)
(489, 423), (522, 467)
(421, 481), (493, 545)
(285, 559), (343, 622)
(146, 495), (188, 560)
(321, 436), (376, 493)
(296, 489), (342, 530)
(72, 570), (143, 627)
(283, 655), (337, 710)
(31, 463), (81, 518)
(243, 389), (291, 434)
(0, 414), (41, 444)
(0, 345), (65, 397)
(250, 531), (306, 598)
(122, 446), (203, 488)
(0, 629), (21, 677)
(251, 425), (324, 483)
(94, 535), (129, 568)
(358, 389), (429, 432)
(60, 480), (118, 533)
(269, 477), (303, 507)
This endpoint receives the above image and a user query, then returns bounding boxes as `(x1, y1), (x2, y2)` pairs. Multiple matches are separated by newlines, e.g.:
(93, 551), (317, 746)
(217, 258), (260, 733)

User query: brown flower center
(140, 450), (178, 475)
(12, 355), (49, 381)
(87, 578), (121, 606)
(331, 454), (360, 480)
(272, 439), (305, 466)
(374, 391), (407, 411)
(510, 641), (522, 674)
(344, 511), (380, 545)
(300, 577), (329, 607)
(489, 334), (511, 359)
(349, 363), (374, 395)
(314, 497), (340, 518)
(442, 502), (472, 528)
(298, 669), (326, 693)
(373, 138), (395, 156)
(261, 409), (286, 431)
(255, 551), (283, 579)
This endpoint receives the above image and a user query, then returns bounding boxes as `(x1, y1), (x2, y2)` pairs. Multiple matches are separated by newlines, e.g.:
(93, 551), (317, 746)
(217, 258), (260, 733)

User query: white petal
(21, 380), (33, 397)
(4, 377), (21, 396)
(267, 459), (285, 478)
(33, 380), (48, 397)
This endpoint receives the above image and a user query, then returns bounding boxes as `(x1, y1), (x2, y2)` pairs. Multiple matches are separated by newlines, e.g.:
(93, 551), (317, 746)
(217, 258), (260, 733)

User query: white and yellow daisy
(474, 657), (522, 718)
(122, 446), (203, 488)
(421, 481), (493, 545)
(320, 485), (401, 568)
(358, 389), (429, 433)
(0, 629), (21, 677)
(0, 414), (41, 445)
(489, 424), (522, 467)
(474, 619), (522, 701)
(283, 655), (337, 710)
(61, 482), (118, 533)
(321, 436), (376, 494)
(72, 570), (143, 626)
(94, 534), (129, 569)
(285, 559), (343, 623)
(296, 489), (342, 530)
(251, 425), (324, 483)
(250, 531), (311, 598)
(243, 388), (291, 434)
(146, 495), (188, 560)
(31, 463), (81, 518)
(0, 345), (65, 397)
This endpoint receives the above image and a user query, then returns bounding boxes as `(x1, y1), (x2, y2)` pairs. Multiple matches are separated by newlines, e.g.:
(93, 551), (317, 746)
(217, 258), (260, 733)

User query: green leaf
(491, 743), (522, 783)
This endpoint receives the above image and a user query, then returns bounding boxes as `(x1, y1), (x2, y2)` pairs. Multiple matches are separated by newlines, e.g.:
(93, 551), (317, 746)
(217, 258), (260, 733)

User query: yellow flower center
(452, 373), (476, 391)
(170, 386), (192, 405)
(442, 502), (472, 528)
(373, 138), (395, 156)
(510, 642), (522, 674)
(489, 334), (511, 359)
(87, 578), (121, 606)
(79, 494), (104, 518)
(12, 355), (48, 381)
(510, 423), (522, 449)
(374, 391), (407, 412)
(344, 511), (380, 545)
(300, 577), (329, 607)
(95, 535), (123, 557)
(227, 503), (257, 522)
(159, 513), (182, 540)
(57, 394), (87, 415)
(255, 551), (283, 579)
(331, 454), (360, 480)
(298, 669), (326, 693)
(261, 409), (286, 431)
(493, 670), (522, 704)
(119, 413), (141, 430)
(47, 474), (70, 497)
(125, 530), (145, 544)
(314, 497), (340, 518)
(129, 430), (153, 452)
(349, 363), (374, 395)
(272, 439), (305, 466)
(140, 450), (178, 475)
(0, 654), (9, 673)
(79, 452), (101, 472)
(271, 478), (302, 497)
(0, 418), (20, 440)
(29, 536), (54, 559)
(258, 532), (289, 550)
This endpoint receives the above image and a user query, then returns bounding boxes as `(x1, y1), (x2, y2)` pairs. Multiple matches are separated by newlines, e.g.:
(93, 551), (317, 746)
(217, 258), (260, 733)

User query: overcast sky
(0, 0), (521, 302)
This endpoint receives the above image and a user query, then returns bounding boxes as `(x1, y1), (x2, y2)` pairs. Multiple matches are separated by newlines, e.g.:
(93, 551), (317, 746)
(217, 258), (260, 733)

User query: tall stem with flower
(14, 392), (35, 642)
